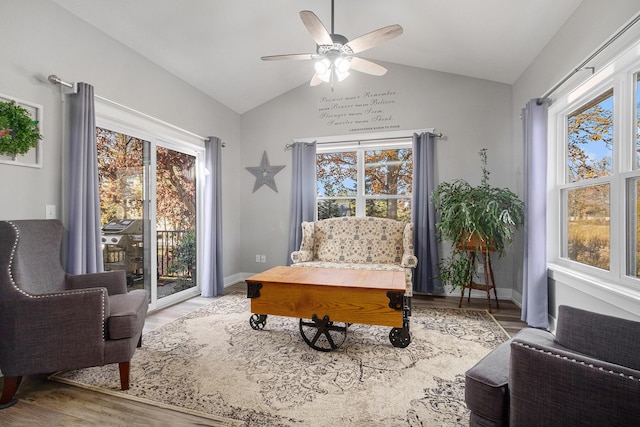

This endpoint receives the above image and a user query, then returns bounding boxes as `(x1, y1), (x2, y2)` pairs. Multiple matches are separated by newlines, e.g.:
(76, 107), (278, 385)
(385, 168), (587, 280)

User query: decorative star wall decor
(245, 151), (285, 193)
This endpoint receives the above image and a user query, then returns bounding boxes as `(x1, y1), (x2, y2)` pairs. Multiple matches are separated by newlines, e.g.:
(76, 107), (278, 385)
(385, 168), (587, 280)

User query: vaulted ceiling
(51, 0), (583, 114)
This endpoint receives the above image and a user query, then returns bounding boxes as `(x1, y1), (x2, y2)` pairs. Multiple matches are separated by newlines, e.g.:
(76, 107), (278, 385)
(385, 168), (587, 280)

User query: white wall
(8, 0), (638, 318)
(512, 0), (640, 321)
(0, 0), (243, 280)
(240, 62), (515, 297)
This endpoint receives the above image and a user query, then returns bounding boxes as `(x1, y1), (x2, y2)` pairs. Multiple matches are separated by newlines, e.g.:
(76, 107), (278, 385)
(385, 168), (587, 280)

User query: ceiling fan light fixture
(335, 56), (351, 74)
(314, 58), (331, 75)
(336, 69), (350, 82)
(261, 4), (403, 88)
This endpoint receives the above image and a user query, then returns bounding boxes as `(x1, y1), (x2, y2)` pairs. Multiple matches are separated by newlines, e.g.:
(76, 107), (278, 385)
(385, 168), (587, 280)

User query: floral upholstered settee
(290, 216), (418, 296)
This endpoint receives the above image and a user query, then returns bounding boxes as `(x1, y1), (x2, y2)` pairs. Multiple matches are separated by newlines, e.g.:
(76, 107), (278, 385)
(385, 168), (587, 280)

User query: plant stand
(458, 249), (499, 313)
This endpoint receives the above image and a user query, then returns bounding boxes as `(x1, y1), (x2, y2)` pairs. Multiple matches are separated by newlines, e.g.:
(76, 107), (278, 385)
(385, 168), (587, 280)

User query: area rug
(51, 292), (510, 426)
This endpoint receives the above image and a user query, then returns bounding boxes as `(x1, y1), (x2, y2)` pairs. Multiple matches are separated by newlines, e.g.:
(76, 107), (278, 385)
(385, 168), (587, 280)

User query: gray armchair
(465, 305), (640, 426)
(0, 220), (149, 409)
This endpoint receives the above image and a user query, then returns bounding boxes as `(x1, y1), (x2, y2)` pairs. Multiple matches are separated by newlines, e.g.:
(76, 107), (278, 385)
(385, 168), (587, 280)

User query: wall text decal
(317, 90), (401, 133)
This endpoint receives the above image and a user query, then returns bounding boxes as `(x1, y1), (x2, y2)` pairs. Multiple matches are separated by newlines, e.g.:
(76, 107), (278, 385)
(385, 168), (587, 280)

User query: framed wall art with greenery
(0, 94), (43, 168)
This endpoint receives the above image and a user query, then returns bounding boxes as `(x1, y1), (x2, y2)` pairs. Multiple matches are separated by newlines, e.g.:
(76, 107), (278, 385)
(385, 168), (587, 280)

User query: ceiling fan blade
(261, 53), (316, 61)
(345, 24), (403, 54)
(300, 10), (333, 46)
(310, 73), (323, 86)
(349, 57), (388, 76)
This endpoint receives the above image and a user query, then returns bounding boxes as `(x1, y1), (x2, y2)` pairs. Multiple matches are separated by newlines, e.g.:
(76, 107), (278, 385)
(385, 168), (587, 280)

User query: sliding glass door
(155, 145), (197, 299)
(97, 126), (200, 310)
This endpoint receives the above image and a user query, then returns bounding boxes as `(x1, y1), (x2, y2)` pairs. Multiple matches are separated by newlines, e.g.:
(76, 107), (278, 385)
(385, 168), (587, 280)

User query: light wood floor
(1, 283), (527, 426)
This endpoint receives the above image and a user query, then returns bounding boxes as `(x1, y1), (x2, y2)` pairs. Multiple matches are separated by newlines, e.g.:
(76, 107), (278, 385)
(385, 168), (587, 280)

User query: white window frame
(93, 97), (206, 312)
(547, 36), (640, 299)
(307, 129), (432, 220)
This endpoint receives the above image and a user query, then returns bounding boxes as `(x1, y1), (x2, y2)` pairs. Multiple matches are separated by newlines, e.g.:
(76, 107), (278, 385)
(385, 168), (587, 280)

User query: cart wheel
(249, 314), (267, 330)
(389, 326), (411, 348)
(299, 314), (347, 352)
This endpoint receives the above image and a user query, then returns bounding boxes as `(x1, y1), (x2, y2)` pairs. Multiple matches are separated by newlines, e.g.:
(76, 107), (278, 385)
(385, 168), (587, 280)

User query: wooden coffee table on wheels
(245, 266), (411, 351)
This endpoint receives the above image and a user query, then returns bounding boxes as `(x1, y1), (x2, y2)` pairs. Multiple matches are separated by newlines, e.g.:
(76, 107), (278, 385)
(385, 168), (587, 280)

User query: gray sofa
(465, 305), (640, 426)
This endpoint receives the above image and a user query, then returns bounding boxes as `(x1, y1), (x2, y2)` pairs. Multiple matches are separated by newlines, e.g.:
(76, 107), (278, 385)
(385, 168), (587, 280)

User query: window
(316, 140), (412, 221)
(549, 43), (640, 289)
(563, 90), (613, 270)
(628, 73), (640, 279)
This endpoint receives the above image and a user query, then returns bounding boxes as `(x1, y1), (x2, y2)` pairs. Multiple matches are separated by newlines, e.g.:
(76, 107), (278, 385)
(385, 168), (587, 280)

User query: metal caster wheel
(299, 314), (347, 352)
(389, 326), (411, 348)
(249, 314), (267, 330)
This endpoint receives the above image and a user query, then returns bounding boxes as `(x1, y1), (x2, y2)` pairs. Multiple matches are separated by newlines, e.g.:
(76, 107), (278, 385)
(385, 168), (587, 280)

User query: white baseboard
(224, 272), (250, 287)
(443, 286), (513, 302)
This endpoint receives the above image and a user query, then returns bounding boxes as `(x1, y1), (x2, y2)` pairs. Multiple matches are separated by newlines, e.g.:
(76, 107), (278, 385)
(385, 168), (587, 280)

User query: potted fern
(431, 148), (524, 291)
(0, 100), (42, 158)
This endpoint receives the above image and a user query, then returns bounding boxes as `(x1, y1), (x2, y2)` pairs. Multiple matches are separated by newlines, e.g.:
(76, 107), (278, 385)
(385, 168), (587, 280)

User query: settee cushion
(310, 217), (406, 264)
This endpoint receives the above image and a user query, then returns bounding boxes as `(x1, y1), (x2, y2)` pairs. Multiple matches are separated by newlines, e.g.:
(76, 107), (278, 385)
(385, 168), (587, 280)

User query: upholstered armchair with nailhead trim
(0, 220), (149, 409)
(465, 305), (640, 426)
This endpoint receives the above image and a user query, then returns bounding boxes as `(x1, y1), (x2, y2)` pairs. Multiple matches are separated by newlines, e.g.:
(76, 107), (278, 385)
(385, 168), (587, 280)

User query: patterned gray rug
(51, 292), (509, 426)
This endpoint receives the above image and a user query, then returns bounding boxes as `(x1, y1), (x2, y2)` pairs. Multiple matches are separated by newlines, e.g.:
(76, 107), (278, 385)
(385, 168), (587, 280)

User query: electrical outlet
(45, 205), (56, 219)
(261, 255), (266, 263)
(255, 254), (260, 263)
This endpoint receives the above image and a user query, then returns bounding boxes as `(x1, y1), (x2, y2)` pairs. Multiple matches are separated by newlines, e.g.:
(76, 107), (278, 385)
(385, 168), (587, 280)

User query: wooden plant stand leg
(487, 254), (499, 310)
(459, 251), (477, 308)
(481, 253), (492, 313)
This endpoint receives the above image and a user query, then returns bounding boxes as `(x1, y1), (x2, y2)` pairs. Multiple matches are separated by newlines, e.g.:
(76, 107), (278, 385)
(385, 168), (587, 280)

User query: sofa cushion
(312, 217), (405, 264)
(292, 261), (406, 272)
(107, 290), (148, 340)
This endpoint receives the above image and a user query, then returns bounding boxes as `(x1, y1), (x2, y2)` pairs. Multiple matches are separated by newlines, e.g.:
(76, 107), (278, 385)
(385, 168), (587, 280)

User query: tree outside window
(316, 144), (412, 221)
(565, 91), (613, 270)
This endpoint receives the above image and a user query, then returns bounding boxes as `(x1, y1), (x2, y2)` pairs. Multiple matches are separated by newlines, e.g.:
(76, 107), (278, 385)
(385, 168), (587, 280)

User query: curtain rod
(47, 73), (225, 147)
(538, 12), (640, 104)
(285, 129), (443, 149)
(48, 74), (74, 89)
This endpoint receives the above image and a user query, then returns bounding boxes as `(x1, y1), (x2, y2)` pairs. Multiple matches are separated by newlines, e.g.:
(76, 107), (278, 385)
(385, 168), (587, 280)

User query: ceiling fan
(261, 0), (403, 87)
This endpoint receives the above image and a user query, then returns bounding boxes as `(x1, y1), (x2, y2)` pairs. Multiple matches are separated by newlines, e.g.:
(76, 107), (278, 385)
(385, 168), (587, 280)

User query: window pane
(566, 184), (610, 270)
(156, 146), (197, 298)
(97, 127), (147, 291)
(317, 199), (355, 219)
(316, 152), (357, 196)
(366, 198), (411, 221)
(567, 90), (613, 183)
(365, 149), (412, 195)
(635, 73), (640, 170)
(628, 178), (640, 278)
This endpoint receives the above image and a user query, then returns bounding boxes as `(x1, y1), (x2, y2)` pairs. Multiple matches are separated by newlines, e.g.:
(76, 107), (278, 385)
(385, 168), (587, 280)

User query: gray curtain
(67, 82), (103, 274)
(522, 99), (548, 328)
(412, 132), (443, 294)
(287, 141), (317, 264)
(201, 136), (225, 297)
